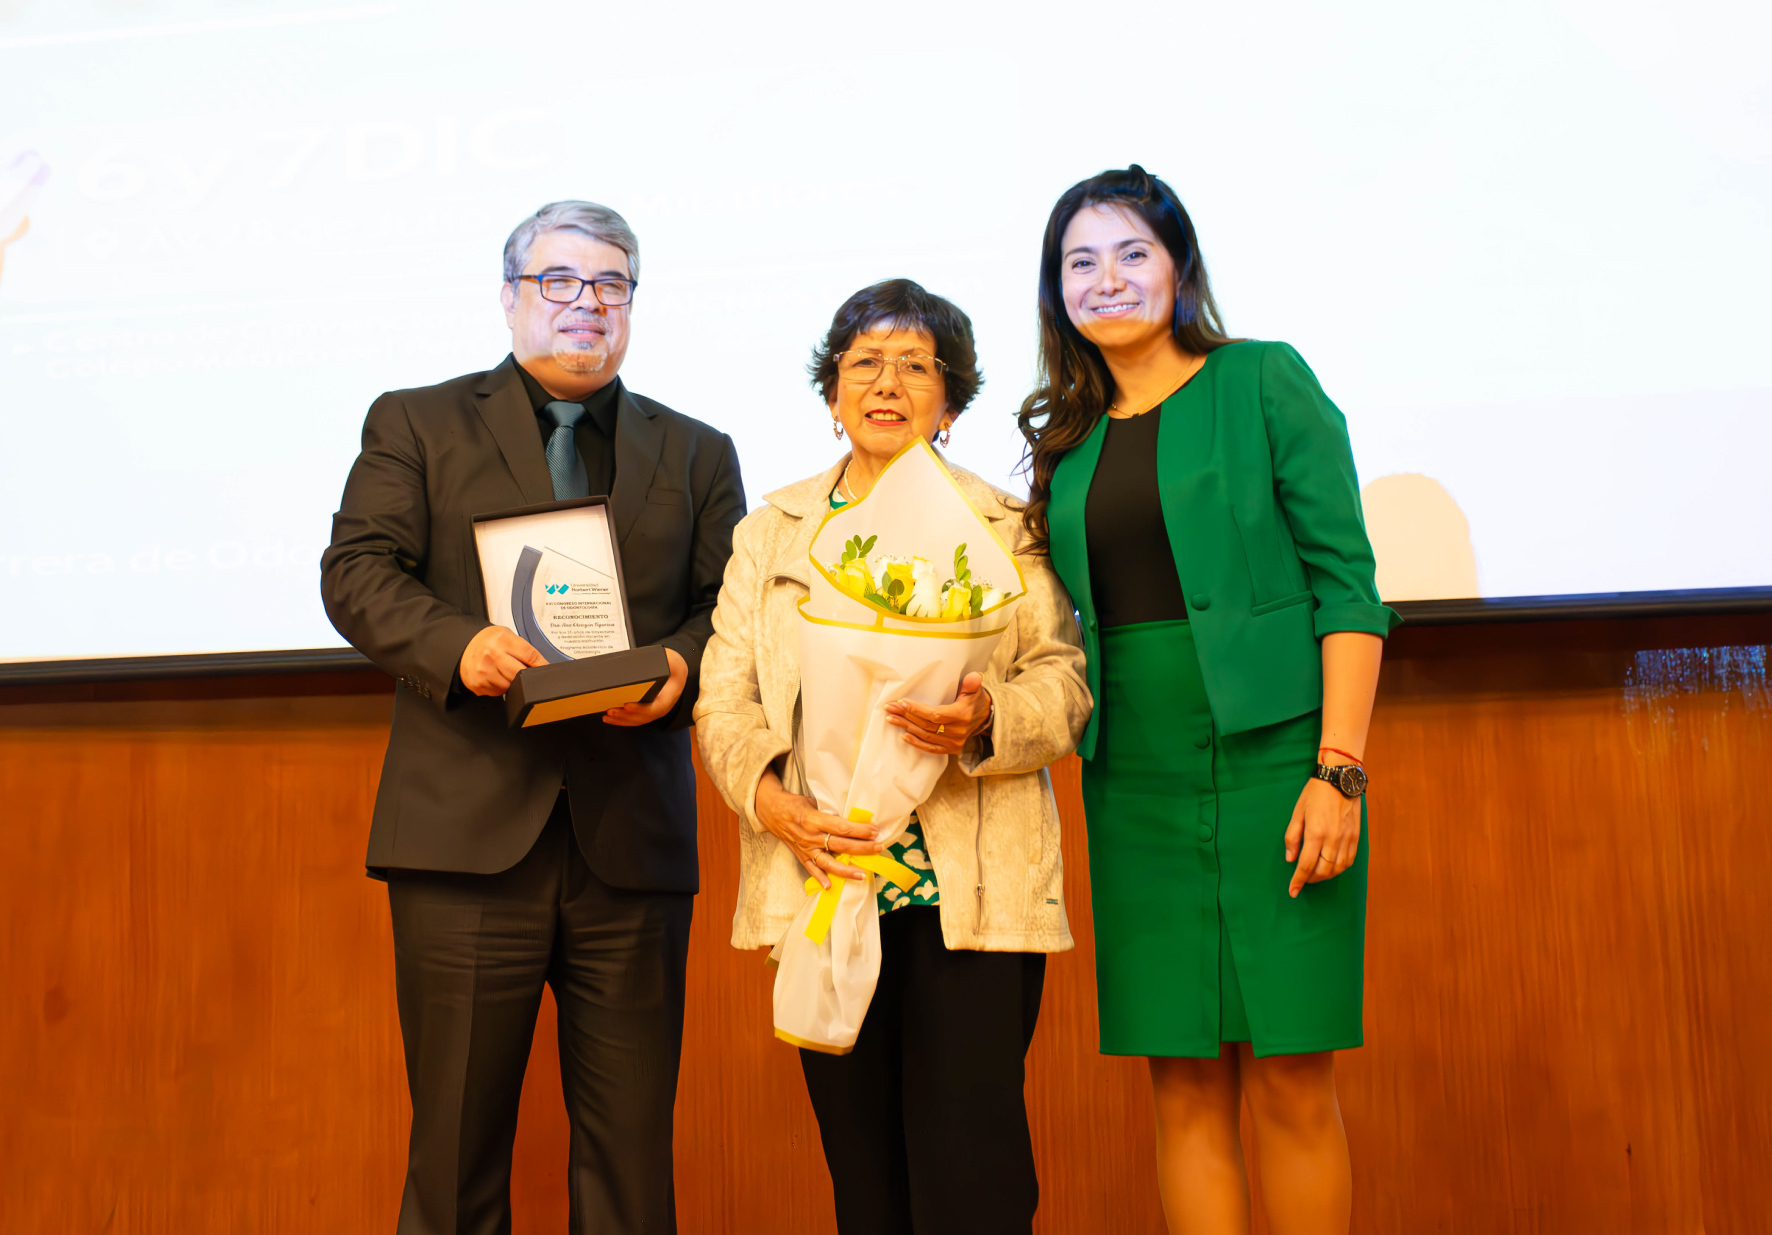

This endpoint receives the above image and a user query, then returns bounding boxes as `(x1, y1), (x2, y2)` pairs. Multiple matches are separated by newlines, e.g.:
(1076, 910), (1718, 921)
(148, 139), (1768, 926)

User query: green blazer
(1049, 340), (1400, 757)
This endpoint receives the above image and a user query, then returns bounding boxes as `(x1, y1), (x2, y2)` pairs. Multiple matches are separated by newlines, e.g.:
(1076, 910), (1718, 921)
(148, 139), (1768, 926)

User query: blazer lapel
(609, 382), (665, 547)
(1048, 414), (1108, 627)
(1155, 360), (1219, 596)
(473, 356), (555, 506)
(769, 507), (817, 731)
(770, 512), (817, 587)
(761, 457), (846, 588)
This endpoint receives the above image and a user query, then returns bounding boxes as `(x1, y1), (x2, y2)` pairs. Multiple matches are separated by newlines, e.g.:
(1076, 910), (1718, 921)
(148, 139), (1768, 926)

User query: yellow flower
(939, 583), (972, 621)
(834, 558), (874, 602)
(879, 559), (916, 599)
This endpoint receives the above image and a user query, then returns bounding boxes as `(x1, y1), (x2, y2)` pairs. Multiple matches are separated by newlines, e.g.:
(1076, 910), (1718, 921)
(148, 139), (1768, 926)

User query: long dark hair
(1016, 165), (1233, 554)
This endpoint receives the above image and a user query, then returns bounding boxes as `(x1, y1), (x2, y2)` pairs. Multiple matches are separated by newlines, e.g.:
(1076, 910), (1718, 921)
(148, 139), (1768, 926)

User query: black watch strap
(1312, 762), (1368, 798)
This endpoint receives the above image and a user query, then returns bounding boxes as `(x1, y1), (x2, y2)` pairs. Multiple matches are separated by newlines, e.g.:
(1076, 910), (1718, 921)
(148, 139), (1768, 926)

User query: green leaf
(887, 578), (904, 598)
(861, 535), (877, 554)
(971, 583), (984, 617)
(841, 545), (856, 564)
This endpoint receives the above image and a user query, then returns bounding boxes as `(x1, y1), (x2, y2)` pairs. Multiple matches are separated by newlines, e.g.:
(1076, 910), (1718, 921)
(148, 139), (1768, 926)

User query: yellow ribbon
(801, 810), (921, 945)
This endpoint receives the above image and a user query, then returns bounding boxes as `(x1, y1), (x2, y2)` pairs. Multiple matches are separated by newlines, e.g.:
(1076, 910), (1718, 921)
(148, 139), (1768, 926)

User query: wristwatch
(1312, 762), (1368, 798)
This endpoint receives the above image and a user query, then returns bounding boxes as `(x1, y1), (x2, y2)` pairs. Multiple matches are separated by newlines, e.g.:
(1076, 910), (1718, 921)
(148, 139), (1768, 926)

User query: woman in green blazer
(1018, 167), (1400, 1235)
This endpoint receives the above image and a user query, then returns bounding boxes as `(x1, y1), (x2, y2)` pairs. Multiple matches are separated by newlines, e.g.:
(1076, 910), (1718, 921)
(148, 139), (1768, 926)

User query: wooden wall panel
(0, 696), (404, 1233)
(1346, 622), (1772, 1234)
(2, 613), (1768, 1233)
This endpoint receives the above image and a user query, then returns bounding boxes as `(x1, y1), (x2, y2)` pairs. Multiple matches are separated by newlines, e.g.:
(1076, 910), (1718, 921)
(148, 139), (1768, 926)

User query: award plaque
(472, 497), (670, 728)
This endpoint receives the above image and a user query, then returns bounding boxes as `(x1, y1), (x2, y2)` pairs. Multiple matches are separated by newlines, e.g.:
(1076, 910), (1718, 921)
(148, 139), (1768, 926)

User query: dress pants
(386, 795), (692, 1235)
(799, 906), (1047, 1235)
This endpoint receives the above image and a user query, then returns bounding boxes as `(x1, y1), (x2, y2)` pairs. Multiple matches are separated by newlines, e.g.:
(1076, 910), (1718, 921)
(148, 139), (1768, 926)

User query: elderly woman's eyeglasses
(835, 350), (948, 388)
(519, 274), (637, 306)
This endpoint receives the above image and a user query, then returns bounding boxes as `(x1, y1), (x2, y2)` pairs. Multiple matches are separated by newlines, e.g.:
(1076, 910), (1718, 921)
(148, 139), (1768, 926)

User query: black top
(1085, 407), (1189, 627)
(515, 358), (620, 500)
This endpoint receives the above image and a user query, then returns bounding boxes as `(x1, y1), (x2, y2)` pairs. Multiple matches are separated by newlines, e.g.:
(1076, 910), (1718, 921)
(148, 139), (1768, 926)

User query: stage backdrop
(4, 0), (1772, 665)
(2, 613), (1768, 1232)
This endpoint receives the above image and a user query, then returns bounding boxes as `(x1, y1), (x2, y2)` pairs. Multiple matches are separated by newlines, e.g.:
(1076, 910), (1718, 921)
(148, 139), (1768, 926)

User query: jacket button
(1196, 823), (1214, 842)
(1192, 594), (1212, 611)
(1194, 734), (1210, 750)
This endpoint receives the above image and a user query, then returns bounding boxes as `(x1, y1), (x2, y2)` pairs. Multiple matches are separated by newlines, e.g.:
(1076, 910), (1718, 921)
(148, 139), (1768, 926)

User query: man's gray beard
(553, 343), (609, 375)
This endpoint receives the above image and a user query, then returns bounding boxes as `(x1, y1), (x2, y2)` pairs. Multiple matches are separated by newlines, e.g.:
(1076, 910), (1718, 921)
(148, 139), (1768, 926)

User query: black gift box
(503, 644), (670, 728)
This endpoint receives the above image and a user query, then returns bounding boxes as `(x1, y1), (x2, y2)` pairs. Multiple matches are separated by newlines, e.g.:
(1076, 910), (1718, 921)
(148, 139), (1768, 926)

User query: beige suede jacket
(694, 454), (1092, 954)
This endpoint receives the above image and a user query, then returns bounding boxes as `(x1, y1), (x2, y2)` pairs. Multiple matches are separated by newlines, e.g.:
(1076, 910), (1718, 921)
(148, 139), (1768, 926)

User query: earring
(832, 419), (845, 440)
(939, 427), (952, 448)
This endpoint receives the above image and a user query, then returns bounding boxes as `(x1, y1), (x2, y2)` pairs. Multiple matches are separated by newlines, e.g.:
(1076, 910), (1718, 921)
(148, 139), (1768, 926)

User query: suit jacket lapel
(1049, 414), (1108, 627)
(609, 383), (665, 547)
(474, 356), (555, 506)
(1156, 361), (1217, 596)
(771, 504), (818, 588)
(761, 457), (845, 588)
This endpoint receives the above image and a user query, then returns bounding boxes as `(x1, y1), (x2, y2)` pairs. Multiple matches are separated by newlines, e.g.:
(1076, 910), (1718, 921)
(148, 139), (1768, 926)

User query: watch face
(1339, 765), (1368, 796)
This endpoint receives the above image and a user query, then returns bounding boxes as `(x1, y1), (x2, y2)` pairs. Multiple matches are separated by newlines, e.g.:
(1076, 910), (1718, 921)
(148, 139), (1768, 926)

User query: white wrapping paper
(773, 440), (1025, 1053)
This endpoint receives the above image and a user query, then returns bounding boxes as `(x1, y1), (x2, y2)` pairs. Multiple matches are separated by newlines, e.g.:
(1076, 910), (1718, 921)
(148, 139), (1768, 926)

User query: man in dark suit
(321, 200), (744, 1234)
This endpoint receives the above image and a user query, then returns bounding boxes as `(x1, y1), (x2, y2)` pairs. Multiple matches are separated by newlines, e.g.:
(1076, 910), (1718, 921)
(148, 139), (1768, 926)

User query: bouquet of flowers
(828, 539), (1010, 621)
(774, 440), (1025, 1053)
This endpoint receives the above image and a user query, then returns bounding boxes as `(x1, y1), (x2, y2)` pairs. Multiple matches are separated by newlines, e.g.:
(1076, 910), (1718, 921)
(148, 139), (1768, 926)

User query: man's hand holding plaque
(470, 496), (673, 727)
(602, 647), (687, 726)
(459, 626), (548, 696)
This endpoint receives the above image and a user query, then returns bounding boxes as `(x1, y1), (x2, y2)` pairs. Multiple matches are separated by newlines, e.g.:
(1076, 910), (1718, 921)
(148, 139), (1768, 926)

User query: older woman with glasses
(695, 278), (1091, 1235)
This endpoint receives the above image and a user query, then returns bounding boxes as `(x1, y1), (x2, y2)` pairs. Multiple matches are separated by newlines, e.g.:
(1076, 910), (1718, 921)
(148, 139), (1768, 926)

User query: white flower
(903, 558), (942, 616)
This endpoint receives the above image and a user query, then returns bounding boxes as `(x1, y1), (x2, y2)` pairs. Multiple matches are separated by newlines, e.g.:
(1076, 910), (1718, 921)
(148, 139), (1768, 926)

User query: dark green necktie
(542, 401), (590, 500)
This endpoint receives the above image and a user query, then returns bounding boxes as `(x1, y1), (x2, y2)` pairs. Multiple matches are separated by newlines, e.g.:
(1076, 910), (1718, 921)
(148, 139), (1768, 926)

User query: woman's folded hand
(884, 672), (993, 754)
(754, 768), (885, 889)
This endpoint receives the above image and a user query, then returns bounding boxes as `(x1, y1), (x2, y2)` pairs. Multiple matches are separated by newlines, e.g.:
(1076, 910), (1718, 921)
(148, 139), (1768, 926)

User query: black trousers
(386, 796), (692, 1235)
(799, 906), (1047, 1235)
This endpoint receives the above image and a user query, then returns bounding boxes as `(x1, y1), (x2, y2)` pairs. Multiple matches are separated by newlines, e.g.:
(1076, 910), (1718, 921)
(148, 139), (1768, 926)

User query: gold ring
(823, 832), (832, 852)
(937, 724), (946, 735)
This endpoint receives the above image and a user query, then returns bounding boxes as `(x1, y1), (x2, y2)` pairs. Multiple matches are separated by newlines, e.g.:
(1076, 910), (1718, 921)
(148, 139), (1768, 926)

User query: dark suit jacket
(321, 356), (745, 891)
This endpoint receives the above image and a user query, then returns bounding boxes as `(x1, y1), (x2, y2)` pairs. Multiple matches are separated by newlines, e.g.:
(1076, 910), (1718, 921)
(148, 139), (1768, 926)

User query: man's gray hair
(501, 200), (640, 285)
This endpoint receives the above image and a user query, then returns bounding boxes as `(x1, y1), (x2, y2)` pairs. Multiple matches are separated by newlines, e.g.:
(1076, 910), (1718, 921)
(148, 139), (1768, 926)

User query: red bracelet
(1319, 746), (1363, 765)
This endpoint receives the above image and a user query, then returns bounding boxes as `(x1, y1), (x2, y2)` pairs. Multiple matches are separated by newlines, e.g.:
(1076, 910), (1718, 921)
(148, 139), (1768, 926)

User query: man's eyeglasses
(834, 350), (948, 388)
(519, 273), (637, 306)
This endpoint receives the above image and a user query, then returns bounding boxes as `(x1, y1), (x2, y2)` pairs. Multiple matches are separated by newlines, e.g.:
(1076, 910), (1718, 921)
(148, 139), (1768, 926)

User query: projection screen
(2, 0), (1768, 665)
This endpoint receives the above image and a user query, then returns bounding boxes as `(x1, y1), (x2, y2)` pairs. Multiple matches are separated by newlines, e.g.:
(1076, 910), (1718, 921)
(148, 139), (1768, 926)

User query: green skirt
(1081, 620), (1366, 1058)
